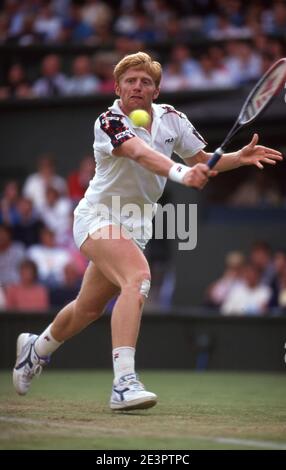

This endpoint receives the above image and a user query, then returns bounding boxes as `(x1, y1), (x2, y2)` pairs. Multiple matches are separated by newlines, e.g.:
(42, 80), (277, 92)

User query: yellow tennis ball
(129, 109), (150, 127)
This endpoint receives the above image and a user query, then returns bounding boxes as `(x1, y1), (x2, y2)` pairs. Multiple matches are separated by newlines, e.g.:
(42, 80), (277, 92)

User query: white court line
(1, 415), (286, 449)
(214, 437), (286, 450)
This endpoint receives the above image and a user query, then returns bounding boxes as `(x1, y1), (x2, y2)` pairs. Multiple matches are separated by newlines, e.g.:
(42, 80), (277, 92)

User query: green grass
(0, 370), (286, 450)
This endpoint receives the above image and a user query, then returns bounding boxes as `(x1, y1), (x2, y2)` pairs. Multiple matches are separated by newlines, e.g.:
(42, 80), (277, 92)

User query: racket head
(238, 58), (286, 125)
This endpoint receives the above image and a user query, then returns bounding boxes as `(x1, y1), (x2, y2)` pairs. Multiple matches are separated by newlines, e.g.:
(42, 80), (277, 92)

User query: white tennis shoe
(13, 333), (49, 396)
(110, 373), (157, 411)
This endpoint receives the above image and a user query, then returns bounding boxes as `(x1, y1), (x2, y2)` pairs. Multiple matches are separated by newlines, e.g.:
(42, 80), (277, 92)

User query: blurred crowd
(206, 242), (286, 315)
(0, 154), (94, 311)
(207, 167), (286, 207)
(0, 0), (286, 98)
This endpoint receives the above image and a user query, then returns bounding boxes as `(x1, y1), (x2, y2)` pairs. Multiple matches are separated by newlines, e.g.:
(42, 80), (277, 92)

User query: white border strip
(1, 416), (286, 449)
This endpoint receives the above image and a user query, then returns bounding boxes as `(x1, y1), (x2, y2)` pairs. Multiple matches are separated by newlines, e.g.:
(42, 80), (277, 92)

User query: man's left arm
(184, 133), (283, 171)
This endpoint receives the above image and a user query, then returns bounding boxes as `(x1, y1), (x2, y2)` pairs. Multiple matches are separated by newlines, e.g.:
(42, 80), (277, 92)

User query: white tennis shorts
(73, 198), (152, 251)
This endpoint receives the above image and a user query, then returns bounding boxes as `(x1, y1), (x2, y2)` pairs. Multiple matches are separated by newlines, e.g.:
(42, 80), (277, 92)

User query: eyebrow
(125, 75), (153, 82)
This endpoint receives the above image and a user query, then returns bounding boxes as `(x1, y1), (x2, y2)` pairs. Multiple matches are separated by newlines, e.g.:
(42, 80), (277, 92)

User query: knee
(122, 270), (151, 301)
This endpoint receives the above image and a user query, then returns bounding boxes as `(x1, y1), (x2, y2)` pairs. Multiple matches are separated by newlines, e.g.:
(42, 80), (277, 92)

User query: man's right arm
(112, 136), (215, 190)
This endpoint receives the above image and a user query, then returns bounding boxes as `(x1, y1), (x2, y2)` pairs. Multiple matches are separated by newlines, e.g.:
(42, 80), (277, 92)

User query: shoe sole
(110, 396), (157, 411)
(13, 333), (31, 396)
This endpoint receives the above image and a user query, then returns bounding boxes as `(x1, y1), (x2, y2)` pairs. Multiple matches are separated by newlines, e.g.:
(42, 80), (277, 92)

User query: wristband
(168, 163), (190, 184)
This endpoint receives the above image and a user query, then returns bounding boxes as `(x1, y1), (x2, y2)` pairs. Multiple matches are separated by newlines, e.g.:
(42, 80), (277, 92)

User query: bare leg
(51, 262), (119, 342)
(80, 225), (151, 349)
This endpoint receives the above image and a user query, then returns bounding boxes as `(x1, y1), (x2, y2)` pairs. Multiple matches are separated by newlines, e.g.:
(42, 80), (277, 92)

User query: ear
(115, 82), (120, 97)
(153, 87), (160, 100)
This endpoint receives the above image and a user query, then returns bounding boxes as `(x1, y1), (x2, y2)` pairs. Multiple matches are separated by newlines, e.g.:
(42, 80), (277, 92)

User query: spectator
(5, 259), (49, 311)
(81, 0), (113, 29)
(67, 155), (95, 203)
(250, 241), (276, 286)
(33, 3), (61, 43)
(23, 154), (67, 211)
(13, 197), (44, 247)
(49, 261), (81, 308)
(189, 53), (233, 89)
(262, 1), (286, 36)
(93, 52), (117, 93)
(162, 16), (188, 43)
(145, 0), (175, 30)
(206, 251), (245, 307)
(207, 13), (251, 40)
(208, 45), (230, 75)
(0, 180), (20, 225)
(66, 55), (100, 96)
(41, 185), (72, 245)
(130, 13), (159, 44)
(225, 41), (262, 85)
(0, 63), (33, 99)
(61, 3), (94, 44)
(27, 227), (71, 286)
(228, 171), (282, 207)
(10, 14), (43, 46)
(32, 54), (68, 98)
(221, 263), (272, 315)
(161, 60), (191, 92)
(169, 45), (200, 79)
(0, 224), (25, 286)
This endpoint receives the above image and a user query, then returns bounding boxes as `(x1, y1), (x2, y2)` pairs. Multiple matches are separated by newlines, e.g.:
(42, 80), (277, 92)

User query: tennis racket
(207, 58), (286, 169)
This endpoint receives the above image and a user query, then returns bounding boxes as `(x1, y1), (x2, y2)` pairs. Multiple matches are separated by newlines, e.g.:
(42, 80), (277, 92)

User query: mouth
(130, 96), (143, 100)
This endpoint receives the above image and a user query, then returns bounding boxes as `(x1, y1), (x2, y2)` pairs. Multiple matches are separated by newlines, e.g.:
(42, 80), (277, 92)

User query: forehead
(120, 67), (155, 83)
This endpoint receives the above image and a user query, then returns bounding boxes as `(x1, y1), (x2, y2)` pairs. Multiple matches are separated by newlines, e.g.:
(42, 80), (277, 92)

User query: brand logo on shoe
(120, 373), (137, 383)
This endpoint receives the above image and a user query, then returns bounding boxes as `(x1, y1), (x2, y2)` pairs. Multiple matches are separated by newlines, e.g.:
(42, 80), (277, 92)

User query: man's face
(115, 67), (159, 115)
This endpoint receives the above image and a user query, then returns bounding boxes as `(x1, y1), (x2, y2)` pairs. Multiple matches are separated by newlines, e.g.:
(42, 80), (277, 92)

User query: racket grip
(207, 147), (224, 169)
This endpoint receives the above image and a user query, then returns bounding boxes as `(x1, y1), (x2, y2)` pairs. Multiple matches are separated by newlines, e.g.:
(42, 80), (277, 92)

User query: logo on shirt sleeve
(99, 112), (136, 148)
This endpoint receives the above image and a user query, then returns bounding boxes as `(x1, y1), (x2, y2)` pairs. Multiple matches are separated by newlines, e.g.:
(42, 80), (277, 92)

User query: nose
(133, 79), (142, 91)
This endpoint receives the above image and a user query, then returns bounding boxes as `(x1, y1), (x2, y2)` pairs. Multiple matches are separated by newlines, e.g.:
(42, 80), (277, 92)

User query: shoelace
(24, 363), (43, 380)
(124, 379), (145, 391)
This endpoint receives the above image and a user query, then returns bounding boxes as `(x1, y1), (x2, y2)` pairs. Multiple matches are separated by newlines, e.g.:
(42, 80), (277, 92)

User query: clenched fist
(182, 163), (217, 189)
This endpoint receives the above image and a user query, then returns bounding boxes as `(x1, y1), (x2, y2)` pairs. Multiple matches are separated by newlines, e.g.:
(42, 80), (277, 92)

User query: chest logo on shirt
(165, 137), (175, 144)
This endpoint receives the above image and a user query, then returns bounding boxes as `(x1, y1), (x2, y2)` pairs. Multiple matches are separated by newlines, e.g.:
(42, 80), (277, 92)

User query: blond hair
(114, 52), (162, 87)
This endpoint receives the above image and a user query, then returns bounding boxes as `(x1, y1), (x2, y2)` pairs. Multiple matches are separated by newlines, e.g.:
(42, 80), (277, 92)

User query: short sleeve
(173, 113), (207, 160)
(94, 112), (136, 155)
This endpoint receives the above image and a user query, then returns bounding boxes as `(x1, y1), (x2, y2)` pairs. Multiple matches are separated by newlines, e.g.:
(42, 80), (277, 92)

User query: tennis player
(13, 52), (282, 411)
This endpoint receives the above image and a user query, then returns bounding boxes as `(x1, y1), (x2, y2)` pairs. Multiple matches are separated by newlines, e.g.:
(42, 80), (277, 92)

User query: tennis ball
(129, 109), (150, 127)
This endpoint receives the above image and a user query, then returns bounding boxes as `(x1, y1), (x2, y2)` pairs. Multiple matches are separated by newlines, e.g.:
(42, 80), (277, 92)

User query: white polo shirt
(85, 99), (206, 210)
(74, 99), (206, 249)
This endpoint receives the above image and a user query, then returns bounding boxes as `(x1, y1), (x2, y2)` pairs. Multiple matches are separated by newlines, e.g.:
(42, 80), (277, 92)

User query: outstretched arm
(184, 133), (283, 172)
(112, 136), (217, 189)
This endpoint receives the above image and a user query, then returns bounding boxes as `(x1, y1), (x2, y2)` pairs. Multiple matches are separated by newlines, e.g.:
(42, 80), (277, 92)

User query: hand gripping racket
(207, 58), (286, 169)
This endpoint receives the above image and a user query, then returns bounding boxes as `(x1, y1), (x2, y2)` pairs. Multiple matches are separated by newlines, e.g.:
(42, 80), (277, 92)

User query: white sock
(112, 347), (135, 382)
(34, 324), (63, 357)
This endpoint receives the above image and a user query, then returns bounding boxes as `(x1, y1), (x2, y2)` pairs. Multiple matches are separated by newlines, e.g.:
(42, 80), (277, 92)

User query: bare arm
(184, 149), (242, 172)
(113, 136), (174, 176)
(184, 134), (283, 172)
(112, 136), (217, 189)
